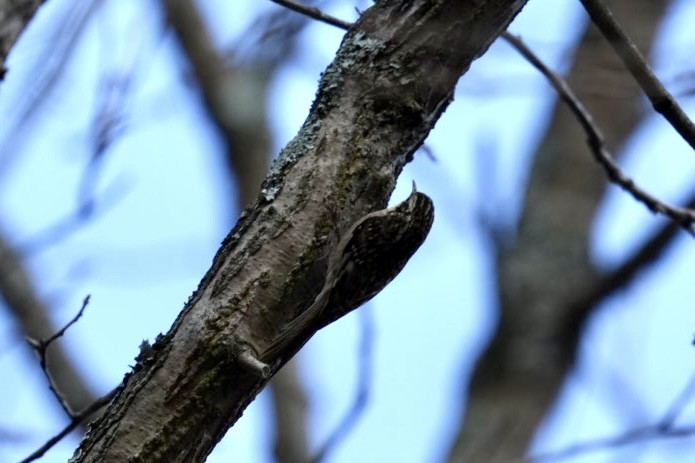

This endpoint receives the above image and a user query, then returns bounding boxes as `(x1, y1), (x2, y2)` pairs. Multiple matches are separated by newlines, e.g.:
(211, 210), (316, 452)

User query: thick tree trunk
(69, 1), (527, 461)
(163, 1), (310, 461)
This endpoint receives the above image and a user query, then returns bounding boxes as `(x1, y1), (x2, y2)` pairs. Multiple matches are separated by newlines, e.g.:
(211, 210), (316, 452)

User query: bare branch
(0, 231), (99, 418)
(579, 0), (695, 151)
(32, 296), (90, 351)
(26, 296), (92, 417)
(502, 32), (695, 234)
(269, 0), (352, 30)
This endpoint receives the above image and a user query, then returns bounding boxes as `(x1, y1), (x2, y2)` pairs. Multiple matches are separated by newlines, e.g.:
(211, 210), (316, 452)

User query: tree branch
(26, 295), (91, 417)
(502, 32), (695, 233)
(70, 1), (528, 461)
(162, 2), (314, 461)
(579, 0), (695, 151)
(269, 0), (352, 30)
(0, 230), (99, 420)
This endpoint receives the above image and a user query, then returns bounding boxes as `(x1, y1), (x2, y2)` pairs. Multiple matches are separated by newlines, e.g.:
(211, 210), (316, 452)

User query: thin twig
(34, 295), (90, 351)
(579, 0), (695, 151)
(502, 32), (695, 235)
(269, 0), (351, 30)
(19, 388), (117, 463)
(26, 296), (91, 417)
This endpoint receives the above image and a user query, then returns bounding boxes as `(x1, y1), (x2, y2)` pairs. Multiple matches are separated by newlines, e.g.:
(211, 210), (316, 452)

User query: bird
(261, 183), (434, 362)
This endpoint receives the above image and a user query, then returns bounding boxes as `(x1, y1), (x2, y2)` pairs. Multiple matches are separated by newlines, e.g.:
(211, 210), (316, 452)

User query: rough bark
(163, 1), (310, 461)
(69, 1), (527, 461)
(447, 1), (673, 461)
(0, 231), (99, 415)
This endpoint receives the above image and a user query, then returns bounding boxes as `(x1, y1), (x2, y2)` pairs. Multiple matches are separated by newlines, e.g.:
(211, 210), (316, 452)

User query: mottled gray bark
(162, 1), (309, 461)
(69, 1), (527, 461)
